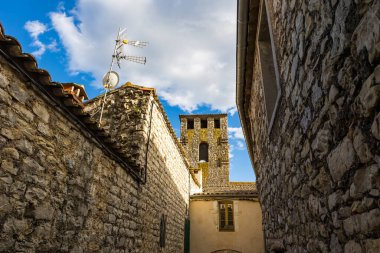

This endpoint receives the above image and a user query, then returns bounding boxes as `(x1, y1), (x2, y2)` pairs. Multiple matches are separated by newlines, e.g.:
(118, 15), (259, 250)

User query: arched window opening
(199, 142), (209, 162)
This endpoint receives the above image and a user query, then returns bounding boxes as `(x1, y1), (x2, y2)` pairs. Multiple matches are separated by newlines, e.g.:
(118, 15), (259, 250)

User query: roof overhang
(190, 192), (259, 201)
(236, 0), (260, 176)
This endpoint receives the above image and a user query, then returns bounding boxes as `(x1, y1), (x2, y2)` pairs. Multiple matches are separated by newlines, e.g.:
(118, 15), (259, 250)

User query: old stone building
(236, 0), (380, 252)
(0, 23), (195, 252)
(180, 114), (264, 253)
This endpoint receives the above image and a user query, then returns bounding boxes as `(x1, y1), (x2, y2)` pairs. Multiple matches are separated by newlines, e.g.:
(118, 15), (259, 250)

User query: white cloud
(49, 0), (237, 111)
(24, 20), (47, 38)
(236, 140), (244, 150)
(229, 144), (235, 159)
(24, 20), (58, 57)
(228, 127), (244, 140)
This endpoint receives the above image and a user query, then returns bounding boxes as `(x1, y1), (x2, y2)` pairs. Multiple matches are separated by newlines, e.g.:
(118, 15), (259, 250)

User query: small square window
(187, 119), (194, 129)
(201, 119), (207, 128)
(214, 119), (220, 128)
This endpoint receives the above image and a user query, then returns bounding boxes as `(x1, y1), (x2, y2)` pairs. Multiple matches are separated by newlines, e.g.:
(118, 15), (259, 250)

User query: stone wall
(0, 53), (190, 252)
(239, 0), (380, 252)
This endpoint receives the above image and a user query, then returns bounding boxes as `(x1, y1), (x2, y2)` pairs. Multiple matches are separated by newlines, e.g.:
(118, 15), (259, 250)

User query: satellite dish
(102, 71), (119, 89)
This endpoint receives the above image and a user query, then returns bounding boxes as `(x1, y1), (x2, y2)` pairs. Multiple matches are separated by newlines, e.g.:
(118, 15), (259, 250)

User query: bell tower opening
(199, 142), (209, 162)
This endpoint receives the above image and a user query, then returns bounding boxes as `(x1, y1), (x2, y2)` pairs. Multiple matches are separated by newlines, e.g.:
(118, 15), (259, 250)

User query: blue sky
(0, 0), (256, 181)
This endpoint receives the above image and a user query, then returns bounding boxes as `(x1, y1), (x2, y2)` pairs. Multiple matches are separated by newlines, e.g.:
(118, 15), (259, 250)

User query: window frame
(218, 201), (234, 231)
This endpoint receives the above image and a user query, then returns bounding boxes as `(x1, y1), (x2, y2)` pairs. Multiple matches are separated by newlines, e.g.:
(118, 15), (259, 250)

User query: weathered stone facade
(0, 25), (191, 252)
(180, 114), (230, 191)
(237, 0), (380, 252)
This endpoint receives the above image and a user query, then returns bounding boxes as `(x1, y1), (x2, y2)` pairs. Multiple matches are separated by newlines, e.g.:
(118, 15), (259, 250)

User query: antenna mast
(99, 28), (148, 126)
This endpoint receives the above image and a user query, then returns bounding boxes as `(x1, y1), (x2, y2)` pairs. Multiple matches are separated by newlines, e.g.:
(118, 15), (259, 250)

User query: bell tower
(180, 114), (229, 191)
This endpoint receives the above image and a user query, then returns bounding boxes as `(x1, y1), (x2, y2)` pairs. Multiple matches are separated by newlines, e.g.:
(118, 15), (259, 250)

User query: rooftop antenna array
(99, 27), (148, 126)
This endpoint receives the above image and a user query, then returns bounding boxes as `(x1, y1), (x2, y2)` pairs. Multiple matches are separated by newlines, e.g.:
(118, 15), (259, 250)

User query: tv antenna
(99, 27), (148, 126)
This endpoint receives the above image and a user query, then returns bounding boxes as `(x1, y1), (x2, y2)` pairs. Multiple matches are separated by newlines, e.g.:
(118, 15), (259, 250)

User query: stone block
(350, 164), (379, 198)
(14, 139), (33, 155)
(371, 112), (380, 140)
(343, 209), (380, 236)
(8, 83), (29, 104)
(12, 103), (34, 122)
(353, 128), (373, 163)
(0, 194), (11, 214)
(327, 137), (356, 182)
(0, 74), (9, 88)
(364, 238), (380, 253)
(352, 1), (380, 63)
(329, 85), (340, 104)
(311, 168), (332, 194)
(37, 122), (52, 136)
(1, 128), (20, 140)
(34, 203), (54, 220)
(1, 147), (19, 159)
(1, 159), (18, 175)
(328, 191), (342, 211)
(330, 233), (343, 253)
(354, 72), (380, 117)
(0, 88), (11, 105)
(344, 240), (362, 253)
(0, 238), (15, 252)
(331, 0), (352, 56)
(312, 127), (330, 158)
(32, 102), (50, 123)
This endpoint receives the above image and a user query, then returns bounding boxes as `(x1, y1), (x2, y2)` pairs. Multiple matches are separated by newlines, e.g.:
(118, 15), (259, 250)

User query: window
(187, 119), (194, 129)
(258, 0), (281, 133)
(219, 201), (234, 231)
(217, 158), (221, 167)
(214, 119), (220, 128)
(201, 119), (207, 128)
(199, 142), (208, 162)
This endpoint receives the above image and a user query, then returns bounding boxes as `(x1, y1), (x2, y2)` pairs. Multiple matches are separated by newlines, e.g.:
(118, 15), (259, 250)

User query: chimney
(62, 83), (88, 103)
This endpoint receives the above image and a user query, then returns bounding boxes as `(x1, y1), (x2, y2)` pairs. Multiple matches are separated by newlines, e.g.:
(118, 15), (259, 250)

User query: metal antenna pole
(99, 27), (122, 127)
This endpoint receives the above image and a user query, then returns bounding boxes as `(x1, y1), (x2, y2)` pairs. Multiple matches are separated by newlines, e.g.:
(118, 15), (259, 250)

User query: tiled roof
(0, 23), (144, 182)
(229, 181), (257, 191)
(191, 182), (258, 199)
(191, 190), (258, 200)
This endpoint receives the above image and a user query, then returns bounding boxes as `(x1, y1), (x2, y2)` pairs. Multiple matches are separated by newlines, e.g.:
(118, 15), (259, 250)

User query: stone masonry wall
(85, 85), (150, 171)
(246, 0), (380, 252)
(0, 54), (190, 252)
